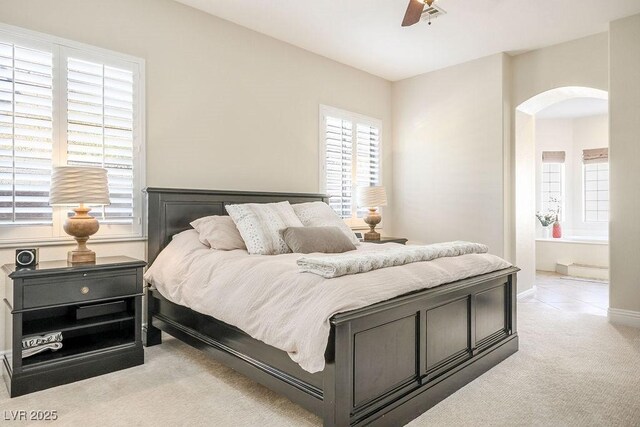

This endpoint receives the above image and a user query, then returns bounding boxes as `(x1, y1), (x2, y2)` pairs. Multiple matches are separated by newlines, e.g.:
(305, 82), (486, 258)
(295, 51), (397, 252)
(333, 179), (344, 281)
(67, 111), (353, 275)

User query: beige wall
(609, 13), (640, 325)
(390, 54), (506, 258)
(514, 110), (537, 293)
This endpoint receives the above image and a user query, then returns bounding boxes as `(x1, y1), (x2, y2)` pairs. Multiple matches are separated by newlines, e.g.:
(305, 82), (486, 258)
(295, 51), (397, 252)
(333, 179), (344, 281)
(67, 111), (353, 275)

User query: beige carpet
(2, 304), (639, 426)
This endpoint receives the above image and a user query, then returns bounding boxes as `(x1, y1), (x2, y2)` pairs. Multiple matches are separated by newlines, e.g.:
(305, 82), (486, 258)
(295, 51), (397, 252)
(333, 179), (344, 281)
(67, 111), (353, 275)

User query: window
(541, 163), (563, 219)
(584, 162), (609, 222)
(0, 24), (145, 242)
(319, 105), (381, 225)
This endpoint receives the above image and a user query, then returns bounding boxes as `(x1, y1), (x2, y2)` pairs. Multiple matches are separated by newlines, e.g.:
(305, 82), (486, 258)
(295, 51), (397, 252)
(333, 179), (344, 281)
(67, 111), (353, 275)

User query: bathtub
(535, 235), (608, 272)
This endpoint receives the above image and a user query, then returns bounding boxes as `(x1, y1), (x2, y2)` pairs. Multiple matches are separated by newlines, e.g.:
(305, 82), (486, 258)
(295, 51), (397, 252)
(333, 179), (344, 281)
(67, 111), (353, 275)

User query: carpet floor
(2, 298), (639, 426)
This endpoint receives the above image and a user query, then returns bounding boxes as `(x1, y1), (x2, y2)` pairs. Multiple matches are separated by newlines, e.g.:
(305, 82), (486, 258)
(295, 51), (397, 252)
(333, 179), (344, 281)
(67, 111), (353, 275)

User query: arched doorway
(515, 86), (609, 314)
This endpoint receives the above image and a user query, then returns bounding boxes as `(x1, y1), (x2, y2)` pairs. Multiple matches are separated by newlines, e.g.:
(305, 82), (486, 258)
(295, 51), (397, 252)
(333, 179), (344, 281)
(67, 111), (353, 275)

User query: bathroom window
(541, 163), (563, 220)
(584, 162), (609, 222)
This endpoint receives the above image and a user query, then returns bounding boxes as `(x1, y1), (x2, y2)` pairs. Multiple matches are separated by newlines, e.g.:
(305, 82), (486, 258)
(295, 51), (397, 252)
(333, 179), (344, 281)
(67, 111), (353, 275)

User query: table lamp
(357, 186), (387, 241)
(49, 166), (110, 264)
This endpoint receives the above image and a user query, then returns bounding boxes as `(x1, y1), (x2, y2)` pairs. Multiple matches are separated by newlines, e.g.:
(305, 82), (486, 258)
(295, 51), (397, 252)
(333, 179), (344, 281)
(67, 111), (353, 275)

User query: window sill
(0, 236), (147, 250)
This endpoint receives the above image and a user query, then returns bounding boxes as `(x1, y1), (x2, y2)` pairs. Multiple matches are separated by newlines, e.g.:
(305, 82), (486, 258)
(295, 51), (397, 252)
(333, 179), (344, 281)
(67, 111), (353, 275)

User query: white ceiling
(536, 97), (608, 119)
(174, 0), (640, 81)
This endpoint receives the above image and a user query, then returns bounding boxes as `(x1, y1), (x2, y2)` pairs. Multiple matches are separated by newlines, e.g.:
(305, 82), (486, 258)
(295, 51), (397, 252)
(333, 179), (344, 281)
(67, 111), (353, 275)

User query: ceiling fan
(402, 0), (435, 27)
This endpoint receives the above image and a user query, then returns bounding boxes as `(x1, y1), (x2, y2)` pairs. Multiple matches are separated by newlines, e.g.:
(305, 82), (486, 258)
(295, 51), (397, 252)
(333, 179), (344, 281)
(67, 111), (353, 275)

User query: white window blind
(324, 116), (353, 219)
(66, 57), (135, 223)
(0, 42), (53, 224)
(320, 106), (382, 223)
(0, 24), (145, 242)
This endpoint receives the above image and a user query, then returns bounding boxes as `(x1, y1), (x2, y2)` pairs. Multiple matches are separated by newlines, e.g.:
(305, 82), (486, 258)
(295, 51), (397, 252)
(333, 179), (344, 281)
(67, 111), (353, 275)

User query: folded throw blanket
(297, 241), (489, 278)
(22, 332), (63, 349)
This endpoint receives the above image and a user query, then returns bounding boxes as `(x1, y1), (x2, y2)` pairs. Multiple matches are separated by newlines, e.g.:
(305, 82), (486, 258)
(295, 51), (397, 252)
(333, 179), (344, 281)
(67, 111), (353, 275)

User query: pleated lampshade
(357, 186), (387, 208)
(49, 166), (110, 206)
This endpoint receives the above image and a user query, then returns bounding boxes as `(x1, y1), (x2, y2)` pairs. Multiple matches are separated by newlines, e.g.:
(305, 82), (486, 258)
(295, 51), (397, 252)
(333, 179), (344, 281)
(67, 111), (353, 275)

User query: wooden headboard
(145, 187), (328, 264)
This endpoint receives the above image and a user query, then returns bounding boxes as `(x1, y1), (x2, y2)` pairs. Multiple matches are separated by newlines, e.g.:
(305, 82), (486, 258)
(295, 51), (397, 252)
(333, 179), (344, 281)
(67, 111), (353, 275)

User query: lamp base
(364, 230), (381, 241)
(63, 205), (100, 264)
(67, 247), (96, 264)
(363, 208), (382, 241)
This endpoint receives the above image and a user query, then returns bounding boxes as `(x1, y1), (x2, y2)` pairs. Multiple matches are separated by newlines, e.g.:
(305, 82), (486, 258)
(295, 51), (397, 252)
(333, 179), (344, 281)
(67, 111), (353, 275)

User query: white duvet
(144, 230), (511, 373)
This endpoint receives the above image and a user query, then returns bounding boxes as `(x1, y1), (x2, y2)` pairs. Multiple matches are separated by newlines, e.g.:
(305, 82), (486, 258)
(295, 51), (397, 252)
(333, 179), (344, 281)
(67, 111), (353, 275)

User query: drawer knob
(80, 286), (90, 295)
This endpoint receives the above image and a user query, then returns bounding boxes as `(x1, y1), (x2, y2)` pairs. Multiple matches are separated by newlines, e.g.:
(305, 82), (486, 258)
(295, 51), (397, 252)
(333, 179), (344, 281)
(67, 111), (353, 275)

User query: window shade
(582, 148), (608, 164)
(0, 42), (53, 224)
(66, 57), (135, 223)
(325, 116), (352, 219)
(542, 151), (566, 163)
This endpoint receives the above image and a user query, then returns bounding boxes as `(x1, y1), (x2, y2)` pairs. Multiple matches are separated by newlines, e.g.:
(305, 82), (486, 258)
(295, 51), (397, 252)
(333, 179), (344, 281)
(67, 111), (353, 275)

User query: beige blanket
(298, 241), (489, 278)
(145, 235), (511, 373)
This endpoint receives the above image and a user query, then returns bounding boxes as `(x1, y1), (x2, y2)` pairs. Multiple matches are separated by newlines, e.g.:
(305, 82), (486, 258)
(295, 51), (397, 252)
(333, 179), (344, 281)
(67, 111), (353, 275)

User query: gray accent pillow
(281, 226), (357, 254)
(292, 201), (360, 245)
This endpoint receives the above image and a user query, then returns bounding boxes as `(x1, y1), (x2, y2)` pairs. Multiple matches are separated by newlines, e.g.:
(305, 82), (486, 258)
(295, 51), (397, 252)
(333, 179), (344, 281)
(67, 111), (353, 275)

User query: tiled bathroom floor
(519, 271), (609, 316)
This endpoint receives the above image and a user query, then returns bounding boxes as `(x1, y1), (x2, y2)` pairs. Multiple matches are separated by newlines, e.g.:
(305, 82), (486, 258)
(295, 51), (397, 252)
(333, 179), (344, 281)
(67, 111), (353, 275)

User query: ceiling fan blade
(402, 0), (424, 27)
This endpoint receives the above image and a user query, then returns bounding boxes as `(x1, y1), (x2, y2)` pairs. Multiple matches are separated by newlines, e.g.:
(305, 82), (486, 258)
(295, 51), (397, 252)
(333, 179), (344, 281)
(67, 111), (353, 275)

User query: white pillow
(144, 229), (208, 303)
(292, 201), (359, 245)
(225, 201), (303, 255)
(190, 215), (246, 250)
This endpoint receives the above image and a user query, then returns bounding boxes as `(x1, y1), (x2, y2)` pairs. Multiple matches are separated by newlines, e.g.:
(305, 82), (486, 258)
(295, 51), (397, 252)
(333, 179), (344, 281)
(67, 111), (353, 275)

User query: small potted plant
(536, 211), (556, 238)
(536, 196), (562, 239)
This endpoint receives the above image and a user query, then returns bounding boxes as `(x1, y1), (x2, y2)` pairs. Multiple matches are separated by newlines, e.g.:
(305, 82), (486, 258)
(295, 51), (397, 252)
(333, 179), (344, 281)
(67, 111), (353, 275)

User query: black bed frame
(143, 187), (519, 426)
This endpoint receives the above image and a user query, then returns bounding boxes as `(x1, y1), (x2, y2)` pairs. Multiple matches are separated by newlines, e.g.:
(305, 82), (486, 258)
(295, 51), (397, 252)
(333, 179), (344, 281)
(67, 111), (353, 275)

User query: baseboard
(517, 286), (536, 299)
(608, 308), (640, 328)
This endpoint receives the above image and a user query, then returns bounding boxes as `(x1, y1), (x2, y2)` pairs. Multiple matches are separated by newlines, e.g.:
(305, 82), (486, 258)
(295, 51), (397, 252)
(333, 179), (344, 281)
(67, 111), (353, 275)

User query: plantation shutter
(324, 116), (353, 219)
(66, 56), (135, 223)
(0, 42), (53, 224)
(355, 123), (380, 217)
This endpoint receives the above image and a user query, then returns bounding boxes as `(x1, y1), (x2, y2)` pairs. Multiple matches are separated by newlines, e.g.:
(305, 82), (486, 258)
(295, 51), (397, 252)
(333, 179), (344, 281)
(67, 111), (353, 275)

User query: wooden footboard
(323, 267), (519, 426)
(145, 267), (518, 427)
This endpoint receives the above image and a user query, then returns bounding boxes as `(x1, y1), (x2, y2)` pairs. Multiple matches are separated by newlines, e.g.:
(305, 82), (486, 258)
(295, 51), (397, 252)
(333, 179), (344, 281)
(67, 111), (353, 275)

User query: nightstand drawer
(22, 270), (139, 309)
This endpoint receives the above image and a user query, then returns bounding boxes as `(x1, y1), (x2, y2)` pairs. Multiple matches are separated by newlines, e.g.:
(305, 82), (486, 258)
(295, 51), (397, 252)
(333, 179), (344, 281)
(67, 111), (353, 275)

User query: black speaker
(15, 248), (38, 268)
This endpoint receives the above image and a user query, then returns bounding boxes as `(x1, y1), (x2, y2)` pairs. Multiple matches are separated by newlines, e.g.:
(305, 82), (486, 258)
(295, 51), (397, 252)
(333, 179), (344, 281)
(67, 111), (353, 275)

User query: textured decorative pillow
(292, 201), (359, 245)
(225, 201), (304, 255)
(190, 215), (246, 251)
(281, 226), (357, 254)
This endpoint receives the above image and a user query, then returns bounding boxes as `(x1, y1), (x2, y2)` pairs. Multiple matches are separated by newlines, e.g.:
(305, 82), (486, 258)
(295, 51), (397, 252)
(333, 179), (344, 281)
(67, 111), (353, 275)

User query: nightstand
(1, 256), (146, 397)
(364, 237), (408, 245)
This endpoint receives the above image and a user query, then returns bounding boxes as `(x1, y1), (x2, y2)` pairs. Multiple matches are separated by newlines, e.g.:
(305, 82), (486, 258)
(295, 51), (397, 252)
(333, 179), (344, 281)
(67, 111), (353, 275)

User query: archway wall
(510, 32), (609, 110)
(609, 14), (640, 325)
(506, 32), (609, 294)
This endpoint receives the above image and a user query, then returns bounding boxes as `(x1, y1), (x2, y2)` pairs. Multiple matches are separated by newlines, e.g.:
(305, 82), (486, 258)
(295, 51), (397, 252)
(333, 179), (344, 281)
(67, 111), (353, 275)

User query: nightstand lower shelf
(21, 327), (136, 369)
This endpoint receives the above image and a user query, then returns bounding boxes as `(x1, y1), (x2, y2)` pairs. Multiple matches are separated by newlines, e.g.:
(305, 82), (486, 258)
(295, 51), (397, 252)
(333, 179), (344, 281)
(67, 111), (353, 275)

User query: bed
(143, 187), (519, 427)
